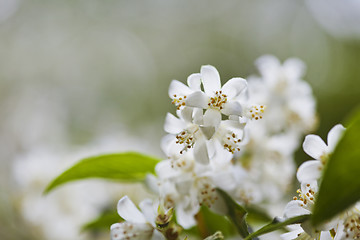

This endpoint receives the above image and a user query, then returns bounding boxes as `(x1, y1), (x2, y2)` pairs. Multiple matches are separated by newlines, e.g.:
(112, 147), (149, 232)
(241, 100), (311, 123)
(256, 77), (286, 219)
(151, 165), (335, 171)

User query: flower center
(343, 212), (360, 239)
(172, 94), (187, 110)
(293, 184), (316, 207)
(197, 179), (218, 208)
(208, 91), (227, 110)
(175, 126), (198, 154)
(222, 131), (242, 154)
(248, 105), (265, 120)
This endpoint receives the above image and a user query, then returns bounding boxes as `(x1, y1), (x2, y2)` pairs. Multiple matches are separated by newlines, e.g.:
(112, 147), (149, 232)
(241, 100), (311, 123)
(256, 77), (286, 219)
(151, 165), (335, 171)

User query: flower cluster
(111, 56), (318, 239)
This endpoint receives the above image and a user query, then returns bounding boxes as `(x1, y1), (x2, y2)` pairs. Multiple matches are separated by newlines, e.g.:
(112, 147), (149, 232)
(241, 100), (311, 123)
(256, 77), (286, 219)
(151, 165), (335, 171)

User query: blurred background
(0, 0), (359, 239)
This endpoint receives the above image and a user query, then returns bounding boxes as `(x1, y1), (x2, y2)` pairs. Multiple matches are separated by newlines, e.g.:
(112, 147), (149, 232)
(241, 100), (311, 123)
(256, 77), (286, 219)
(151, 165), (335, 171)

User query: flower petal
(327, 124), (345, 152)
(164, 113), (186, 134)
(186, 91), (209, 109)
(221, 101), (242, 116)
(194, 139), (209, 164)
(221, 77), (247, 99)
(200, 65), (221, 95)
(168, 80), (192, 98)
(296, 160), (322, 183)
(179, 107), (193, 123)
(155, 160), (180, 179)
(200, 125), (215, 140)
(151, 230), (166, 240)
(187, 73), (201, 91)
(139, 199), (156, 227)
(284, 200), (311, 218)
(203, 109), (221, 127)
(302, 135), (328, 159)
(117, 196), (147, 224)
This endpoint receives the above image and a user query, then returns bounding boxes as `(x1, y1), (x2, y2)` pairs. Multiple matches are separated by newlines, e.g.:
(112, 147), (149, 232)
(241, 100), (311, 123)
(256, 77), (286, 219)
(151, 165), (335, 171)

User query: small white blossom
(111, 196), (164, 240)
(297, 124), (345, 184)
(185, 65), (247, 117)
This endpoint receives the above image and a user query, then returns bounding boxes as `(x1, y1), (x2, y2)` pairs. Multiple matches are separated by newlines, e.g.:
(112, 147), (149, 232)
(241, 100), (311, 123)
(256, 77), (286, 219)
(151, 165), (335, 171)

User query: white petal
(194, 139), (209, 164)
(175, 180), (192, 195)
(193, 108), (204, 125)
(302, 135), (328, 159)
(117, 196), (147, 223)
(145, 174), (160, 194)
(151, 230), (166, 240)
(200, 125), (215, 140)
(200, 65), (221, 95)
(187, 73), (201, 91)
(176, 200), (199, 229)
(211, 171), (236, 191)
(155, 160), (180, 179)
(203, 109), (221, 127)
(160, 134), (177, 156)
(280, 226), (304, 240)
(164, 113), (186, 134)
(327, 124), (345, 152)
(209, 194), (227, 215)
(221, 77), (247, 99)
(179, 107), (193, 123)
(110, 223), (123, 240)
(284, 200), (311, 218)
(186, 91), (209, 109)
(296, 160), (322, 183)
(221, 101), (242, 116)
(139, 199), (156, 226)
(168, 80), (192, 98)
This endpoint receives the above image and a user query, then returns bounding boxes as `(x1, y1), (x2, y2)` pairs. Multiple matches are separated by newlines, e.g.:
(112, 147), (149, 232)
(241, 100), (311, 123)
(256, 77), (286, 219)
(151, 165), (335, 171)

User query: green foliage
(44, 152), (160, 194)
(244, 214), (311, 240)
(312, 110), (360, 225)
(216, 188), (249, 238)
(82, 210), (122, 232)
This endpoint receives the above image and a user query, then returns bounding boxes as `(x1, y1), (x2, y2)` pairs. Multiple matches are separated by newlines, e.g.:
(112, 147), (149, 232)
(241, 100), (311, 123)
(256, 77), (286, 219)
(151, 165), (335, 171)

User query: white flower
(110, 196), (164, 240)
(297, 124), (345, 184)
(152, 148), (235, 229)
(185, 65), (247, 117)
(162, 107), (245, 164)
(169, 73), (201, 110)
(247, 55), (317, 135)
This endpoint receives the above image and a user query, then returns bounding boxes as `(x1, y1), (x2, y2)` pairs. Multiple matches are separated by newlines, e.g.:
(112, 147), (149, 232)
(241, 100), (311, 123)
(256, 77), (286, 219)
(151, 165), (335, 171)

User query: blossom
(150, 146), (236, 229)
(169, 73), (201, 110)
(297, 124), (345, 184)
(185, 65), (247, 117)
(247, 55), (317, 135)
(110, 196), (164, 240)
(162, 107), (245, 164)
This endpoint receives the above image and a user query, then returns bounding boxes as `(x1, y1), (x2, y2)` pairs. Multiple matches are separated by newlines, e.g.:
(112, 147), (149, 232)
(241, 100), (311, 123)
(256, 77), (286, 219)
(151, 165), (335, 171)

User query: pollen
(248, 104), (266, 120)
(208, 91), (227, 110)
(342, 211), (360, 239)
(175, 127), (198, 154)
(172, 94), (187, 110)
(222, 131), (242, 154)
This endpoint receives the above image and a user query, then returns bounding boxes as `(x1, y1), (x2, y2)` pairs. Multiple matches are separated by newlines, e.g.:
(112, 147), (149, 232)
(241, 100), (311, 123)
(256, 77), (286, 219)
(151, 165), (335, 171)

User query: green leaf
(312, 110), (360, 225)
(216, 188), (249, 238)
(44, 152), (160, 194)
(245, 205), (273, 223)
(244, 214), (311, 240)
(82, 210), (122, 232)
(190, 205), (236, 238)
